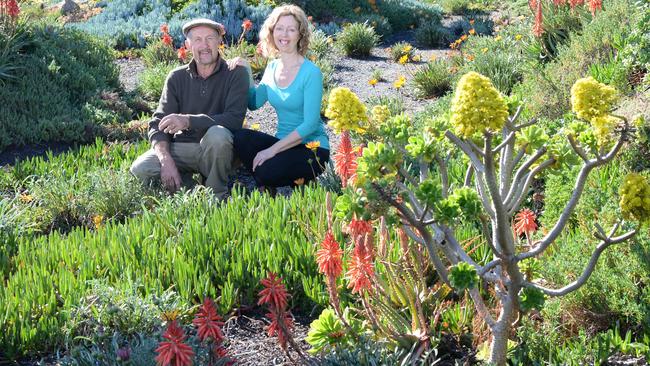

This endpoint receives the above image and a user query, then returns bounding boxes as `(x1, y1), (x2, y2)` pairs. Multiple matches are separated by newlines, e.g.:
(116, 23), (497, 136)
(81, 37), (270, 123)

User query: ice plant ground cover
(1, 0), (650, 364)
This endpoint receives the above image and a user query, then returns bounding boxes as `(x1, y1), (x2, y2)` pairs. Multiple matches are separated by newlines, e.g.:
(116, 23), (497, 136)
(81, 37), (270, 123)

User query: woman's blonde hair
(258, 4), (311, 57)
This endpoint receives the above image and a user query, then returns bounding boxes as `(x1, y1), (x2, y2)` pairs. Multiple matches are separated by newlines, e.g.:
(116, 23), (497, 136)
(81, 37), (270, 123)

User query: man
(130, 18), (249, 198)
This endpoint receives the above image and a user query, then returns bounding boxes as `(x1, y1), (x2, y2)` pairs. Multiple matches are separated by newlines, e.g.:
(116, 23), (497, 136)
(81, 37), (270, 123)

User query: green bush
(377, 0), (443, 31)
(415, 22), (452, 47)
(0, 22), (120, 151)
(138, 62), (178, 101)
(308, 29), (334, 62)
(388, 41), (417, 62)
(352, 13), (393, 38)
(412, 59), (453, 98)
(141, 39), (179, 67)
(335, 22), (379, 58)
(437, 0), (473, 15)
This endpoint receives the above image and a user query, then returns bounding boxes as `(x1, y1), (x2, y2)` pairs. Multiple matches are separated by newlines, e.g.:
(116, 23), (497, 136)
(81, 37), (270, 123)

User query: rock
(60, 0), (80, 15)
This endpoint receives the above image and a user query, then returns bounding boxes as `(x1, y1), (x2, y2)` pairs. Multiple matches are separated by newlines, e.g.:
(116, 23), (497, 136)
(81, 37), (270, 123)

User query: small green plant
(415, 22), (452, 47)
(370, 68), (384, 82)
(412, 59), (453, 98)
(142, 39), (178, 68)
(138, 62), (178, 101)
(308, 29), (334, 62)
(335, 22), (379, 58)
(389, 41), (417, 63)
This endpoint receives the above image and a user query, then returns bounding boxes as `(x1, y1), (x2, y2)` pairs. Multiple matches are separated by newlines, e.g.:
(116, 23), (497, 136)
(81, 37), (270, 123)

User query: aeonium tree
(322, 73), (650, 365)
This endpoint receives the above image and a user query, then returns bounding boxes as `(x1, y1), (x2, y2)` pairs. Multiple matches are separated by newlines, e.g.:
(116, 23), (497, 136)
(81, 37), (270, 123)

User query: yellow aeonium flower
(620, 173), (650, 223)
(450, 72), (509, 138)
(325, 87), (367, 133)
(570, 77), (618, 122)
(371, 105), (391, 124)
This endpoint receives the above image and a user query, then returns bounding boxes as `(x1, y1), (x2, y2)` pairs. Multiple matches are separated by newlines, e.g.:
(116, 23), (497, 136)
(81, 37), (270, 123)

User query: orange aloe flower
(6, 0), (20, 18)
(345, 236), (375, 294)
(316, 231), (344, 278)
(177, 46), (187, 62)
(514, 208), (538, 236)
(258, 272), (289, 310)
(155, 320), (194, 366)
(160, 23), (169, 34)
(192, 297), (225, 343)
(333, 131), (359, 188)
(242, 18), (253, 31)
(588, 0), (602, 15)
(347, 218), (373, 242)
(162, 33), (173, 47)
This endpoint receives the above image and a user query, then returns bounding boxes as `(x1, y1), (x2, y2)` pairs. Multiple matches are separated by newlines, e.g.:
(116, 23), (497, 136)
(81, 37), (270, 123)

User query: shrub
(138, 62), (178, 101)
(415, 22), (452, 48)
(0, 22), (120, 151)
(412, 59), (453, 98)
(335, 22), (379, 58)
(352, 13), (392, 38)
(377, 0), (443, 31)
(447, 14), (494, 38)
(438, 0), (473, 15)
(308, 29), (333, 62)
(142, 39), (178, 67)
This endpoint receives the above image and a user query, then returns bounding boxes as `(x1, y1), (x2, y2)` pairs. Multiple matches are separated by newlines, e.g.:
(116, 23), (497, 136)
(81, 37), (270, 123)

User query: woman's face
(272, 15), (300, 54)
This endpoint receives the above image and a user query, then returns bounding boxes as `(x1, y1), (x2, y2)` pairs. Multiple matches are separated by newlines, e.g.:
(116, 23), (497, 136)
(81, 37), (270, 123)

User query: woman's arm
(227, 57), (268, 110)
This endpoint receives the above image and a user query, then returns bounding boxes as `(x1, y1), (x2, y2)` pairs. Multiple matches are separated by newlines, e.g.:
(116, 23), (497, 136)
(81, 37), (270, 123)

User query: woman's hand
(227, 56), (250, 71)
(252, 147), (278, 171)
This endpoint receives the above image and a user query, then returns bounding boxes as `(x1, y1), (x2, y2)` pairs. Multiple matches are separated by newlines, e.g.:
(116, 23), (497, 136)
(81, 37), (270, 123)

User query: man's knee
(201, 126), (233, 154)
(130, 152), (160, 181)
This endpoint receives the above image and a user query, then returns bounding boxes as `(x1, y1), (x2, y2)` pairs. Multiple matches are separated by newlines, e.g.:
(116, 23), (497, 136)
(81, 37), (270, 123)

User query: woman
(227, 4), (329, 192)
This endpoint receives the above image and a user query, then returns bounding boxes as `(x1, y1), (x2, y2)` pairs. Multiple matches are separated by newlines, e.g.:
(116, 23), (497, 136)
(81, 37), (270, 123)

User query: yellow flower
(469, 28), (476, 35)
(19, 193), (33, 203)
(591, 115), (618, 145)
(481, 47), (488, 53)
(92, 215), (104, 229)
(570, 77), (619, 122)
(460, 34), (468, 41)
(515, 34), (523, 41)
(219, 43), (225, 50)
(371, 105), (391, 124)
(403, 45), (413, 53)
(309, 54), (317, 61)
(368, 78), (378, 86)
(620, 173), (650, 223)
(306, 141), (320, 151)
(250, 123), (261, 131)
(393, 75), (406, 89)
(325, 87), (368, 133)
(450, 72), (509, 138)
(412, 54), (421, 62)
(465, 54), (475, 61)
(495, 35), (502, 41)
(429, 54), (437, 62)
(398, 54), (409, 64)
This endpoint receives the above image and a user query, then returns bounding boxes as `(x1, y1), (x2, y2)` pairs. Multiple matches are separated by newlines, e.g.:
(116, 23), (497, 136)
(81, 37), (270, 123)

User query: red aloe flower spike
(177, 46), (187, 62)
(192, 297), (225, 343)
(316, 231), (344, 279)
(6, 0), (19, 19)
(266, 310), (295, 350)
(347, 218), (373, 242)
(514, 208), (538, 236)
(334, 131), (358, 188)
(345, 234), (375, 294)
(155, 320), (194, 366)
(160, 23), (169, 34)
(326, 191), (334, 231)
(532, 0), (544, 37)
(588, 0), (602, 15)
(258, 272), (289, 309)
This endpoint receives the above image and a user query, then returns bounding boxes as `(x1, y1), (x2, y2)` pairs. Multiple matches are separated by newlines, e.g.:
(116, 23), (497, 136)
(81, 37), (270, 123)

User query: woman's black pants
(233, 129), (330, 188)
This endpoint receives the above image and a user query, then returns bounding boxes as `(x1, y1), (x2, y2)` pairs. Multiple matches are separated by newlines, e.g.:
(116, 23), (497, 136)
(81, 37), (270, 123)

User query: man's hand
(160, 157), (182, 192)
(159, 114), (190, 135)
(252, 147), (278, 172)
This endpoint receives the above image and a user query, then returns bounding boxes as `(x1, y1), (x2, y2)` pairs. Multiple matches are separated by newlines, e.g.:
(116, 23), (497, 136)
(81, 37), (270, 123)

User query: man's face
(185, 26), (222, 67)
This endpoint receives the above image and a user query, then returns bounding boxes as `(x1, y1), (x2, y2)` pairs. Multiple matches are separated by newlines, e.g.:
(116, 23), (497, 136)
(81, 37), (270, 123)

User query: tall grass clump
(412, 59), (453, 98)
(335, 22), (379, 58)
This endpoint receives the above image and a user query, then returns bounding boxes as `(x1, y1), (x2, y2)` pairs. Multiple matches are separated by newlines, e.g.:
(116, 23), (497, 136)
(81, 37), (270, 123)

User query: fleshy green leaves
(448, 262), (478, 292)
(306, 308), (347, 354)
(518, 287), (545, 312)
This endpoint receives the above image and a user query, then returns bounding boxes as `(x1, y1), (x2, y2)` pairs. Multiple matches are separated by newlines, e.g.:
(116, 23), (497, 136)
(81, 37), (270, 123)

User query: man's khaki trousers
(130, 125), (233, 197)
